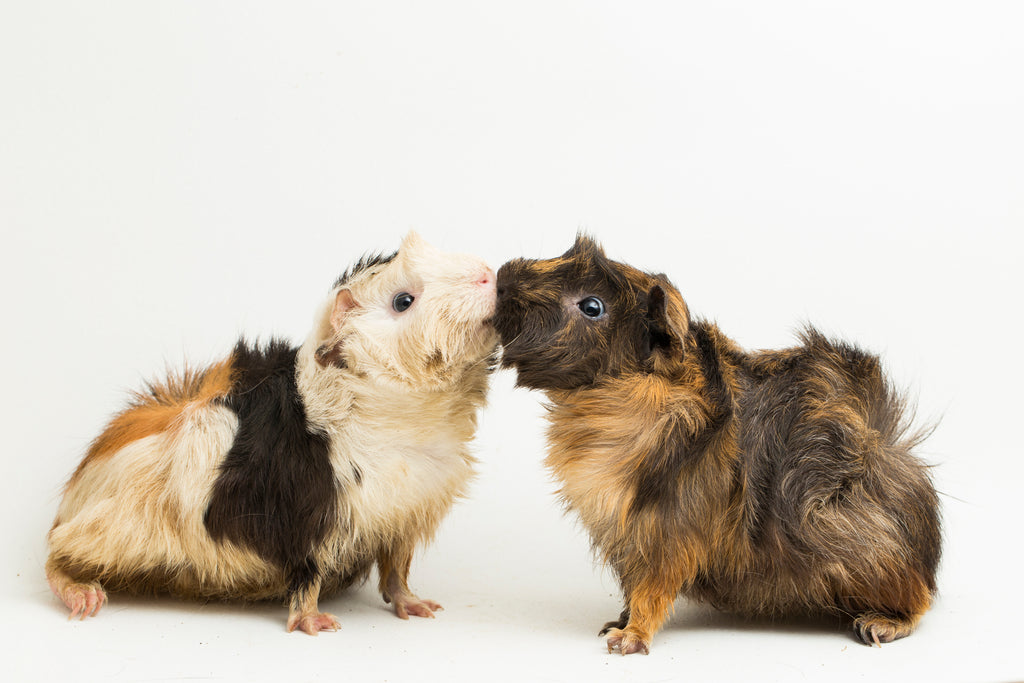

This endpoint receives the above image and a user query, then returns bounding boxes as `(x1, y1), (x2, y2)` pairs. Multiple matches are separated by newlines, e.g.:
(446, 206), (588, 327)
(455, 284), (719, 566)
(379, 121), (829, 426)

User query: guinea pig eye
(392, 292), (415, 313)
(578, 296), (606, 319)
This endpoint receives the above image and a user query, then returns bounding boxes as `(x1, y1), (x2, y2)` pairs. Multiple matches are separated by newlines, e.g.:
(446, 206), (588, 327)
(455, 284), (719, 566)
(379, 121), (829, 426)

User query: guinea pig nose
(477, 267), (496, 288)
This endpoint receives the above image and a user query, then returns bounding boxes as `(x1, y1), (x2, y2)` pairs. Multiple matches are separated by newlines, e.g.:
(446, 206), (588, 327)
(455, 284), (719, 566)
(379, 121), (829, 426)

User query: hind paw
(55, 581), (107, 620)
(854, 612), (915, 646)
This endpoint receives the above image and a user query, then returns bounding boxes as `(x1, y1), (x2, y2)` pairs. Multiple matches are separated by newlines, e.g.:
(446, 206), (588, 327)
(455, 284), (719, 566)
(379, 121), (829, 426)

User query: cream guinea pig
(47, 231), (497, 634)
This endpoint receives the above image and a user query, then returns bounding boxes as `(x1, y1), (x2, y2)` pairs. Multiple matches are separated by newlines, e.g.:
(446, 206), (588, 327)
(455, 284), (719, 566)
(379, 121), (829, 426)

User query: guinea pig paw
(853, 613), (912, 647)
(287, 612), (341, 636)
(392, 594), (443, 620)
(604, 627), (650, 656)
(61, 582), (107, 621)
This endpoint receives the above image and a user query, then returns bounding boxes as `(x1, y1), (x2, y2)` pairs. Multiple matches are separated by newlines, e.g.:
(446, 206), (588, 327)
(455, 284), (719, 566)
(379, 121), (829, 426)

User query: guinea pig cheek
(473, 279), (498, 323)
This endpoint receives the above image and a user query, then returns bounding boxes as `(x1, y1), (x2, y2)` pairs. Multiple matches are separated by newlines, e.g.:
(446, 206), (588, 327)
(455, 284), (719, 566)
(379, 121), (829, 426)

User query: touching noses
(477, 266), (496, 290)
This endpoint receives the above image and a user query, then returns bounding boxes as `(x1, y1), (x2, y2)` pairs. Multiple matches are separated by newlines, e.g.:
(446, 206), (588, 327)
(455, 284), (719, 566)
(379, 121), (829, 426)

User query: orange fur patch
(70, 359), (235, 484)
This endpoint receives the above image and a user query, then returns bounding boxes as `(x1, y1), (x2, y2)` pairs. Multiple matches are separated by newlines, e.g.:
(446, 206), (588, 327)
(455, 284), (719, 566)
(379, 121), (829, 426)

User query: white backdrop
(3, 2), (1022, 682)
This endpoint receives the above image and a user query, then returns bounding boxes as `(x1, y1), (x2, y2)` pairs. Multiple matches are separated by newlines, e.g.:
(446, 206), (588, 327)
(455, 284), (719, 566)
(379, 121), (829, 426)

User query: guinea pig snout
(495, 261), (522, 301)
(473, 263), (496, 304)
(476, 266), (496, 290)
(462, 263), (497, 320)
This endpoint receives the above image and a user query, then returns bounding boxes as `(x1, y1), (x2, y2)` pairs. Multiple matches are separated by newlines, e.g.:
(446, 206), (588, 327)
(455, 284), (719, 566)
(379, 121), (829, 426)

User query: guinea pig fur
(493, 235), (940, 655)
(46, 231), (498, 634)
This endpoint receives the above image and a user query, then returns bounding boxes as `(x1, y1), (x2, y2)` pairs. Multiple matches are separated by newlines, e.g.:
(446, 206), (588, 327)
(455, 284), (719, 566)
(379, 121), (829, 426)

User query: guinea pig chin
(492, 297), (540, 363)
(492, 313), (586, 390)
(501, 344), (599, 391)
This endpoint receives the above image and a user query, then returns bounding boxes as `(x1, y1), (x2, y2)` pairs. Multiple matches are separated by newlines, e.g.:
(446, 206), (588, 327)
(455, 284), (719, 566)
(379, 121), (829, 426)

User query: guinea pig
(493, 235), (940, 655)
(46, 231), (498, 634)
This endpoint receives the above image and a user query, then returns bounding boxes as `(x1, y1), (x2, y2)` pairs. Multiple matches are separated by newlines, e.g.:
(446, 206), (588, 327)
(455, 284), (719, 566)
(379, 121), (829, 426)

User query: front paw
(604, 627), (651, 656)
(387, 592), (443, 620)
(286, 612), (341, 635)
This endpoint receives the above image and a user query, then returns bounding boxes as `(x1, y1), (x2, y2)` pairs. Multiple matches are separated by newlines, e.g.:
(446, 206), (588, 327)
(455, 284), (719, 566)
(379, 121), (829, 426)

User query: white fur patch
(50, 404), (280, 597)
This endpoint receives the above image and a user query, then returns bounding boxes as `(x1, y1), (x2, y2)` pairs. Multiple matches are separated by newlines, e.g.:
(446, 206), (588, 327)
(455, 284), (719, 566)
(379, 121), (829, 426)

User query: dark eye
(578, 296), (606, 319)
(392, 292), (415, 313)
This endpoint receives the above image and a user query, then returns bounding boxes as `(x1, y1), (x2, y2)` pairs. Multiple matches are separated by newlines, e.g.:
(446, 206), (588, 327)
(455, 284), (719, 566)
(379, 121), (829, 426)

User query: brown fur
(493, 235), (940, 654)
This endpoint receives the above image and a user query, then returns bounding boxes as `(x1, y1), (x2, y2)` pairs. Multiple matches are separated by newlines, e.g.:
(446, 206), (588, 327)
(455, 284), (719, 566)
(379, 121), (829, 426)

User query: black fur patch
(314, 340), (347, 369)
(333, 251), (398, 289)
(735, 359), (805, 544)
(630, 321), (733, 514)
(204, 339), (339, 593)
(691, 322), (731, 408)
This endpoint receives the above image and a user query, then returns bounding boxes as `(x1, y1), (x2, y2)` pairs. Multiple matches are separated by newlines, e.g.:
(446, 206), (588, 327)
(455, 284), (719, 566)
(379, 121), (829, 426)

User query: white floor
(6, 371), (1022, 682)
(4, 3), (1023, 682)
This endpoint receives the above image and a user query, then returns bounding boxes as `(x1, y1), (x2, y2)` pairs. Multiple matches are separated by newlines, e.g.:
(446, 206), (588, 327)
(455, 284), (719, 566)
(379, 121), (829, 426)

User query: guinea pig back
(47, 231), (497, 634)
(494, 235), (940, 655)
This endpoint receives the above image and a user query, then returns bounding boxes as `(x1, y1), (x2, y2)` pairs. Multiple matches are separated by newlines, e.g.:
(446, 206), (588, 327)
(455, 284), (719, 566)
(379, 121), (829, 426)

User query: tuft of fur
(47, 231), (498, 633)
(493, 235), (940, 654)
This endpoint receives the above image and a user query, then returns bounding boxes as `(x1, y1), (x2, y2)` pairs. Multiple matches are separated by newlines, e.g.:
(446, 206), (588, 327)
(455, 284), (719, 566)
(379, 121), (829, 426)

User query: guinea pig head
(311, 231), (498, 387)
(494, 235), (689, 390)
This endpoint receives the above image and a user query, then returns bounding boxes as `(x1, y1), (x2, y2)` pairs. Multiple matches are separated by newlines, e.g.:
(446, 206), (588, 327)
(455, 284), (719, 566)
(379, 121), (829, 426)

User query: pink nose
(477, 268), (496, 287)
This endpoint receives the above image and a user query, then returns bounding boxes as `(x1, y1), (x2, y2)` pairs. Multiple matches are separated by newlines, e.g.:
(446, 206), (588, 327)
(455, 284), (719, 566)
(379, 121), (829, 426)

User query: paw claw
(58, 582), (106, 621)
(854, 612), (914, 646)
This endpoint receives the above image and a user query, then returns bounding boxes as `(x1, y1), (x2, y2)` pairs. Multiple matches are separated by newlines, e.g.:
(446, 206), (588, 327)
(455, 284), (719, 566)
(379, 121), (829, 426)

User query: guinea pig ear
(398, 230), (442, 264)
(329, 289), (357, 332)
(400, 229), (438, 255)
(316, 289), (358, 369)
(643, 285), (686, 362)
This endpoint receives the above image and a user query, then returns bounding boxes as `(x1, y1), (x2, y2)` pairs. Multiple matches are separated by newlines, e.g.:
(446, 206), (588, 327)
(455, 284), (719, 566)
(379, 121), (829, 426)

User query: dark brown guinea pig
(493, 235), (940, 655)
